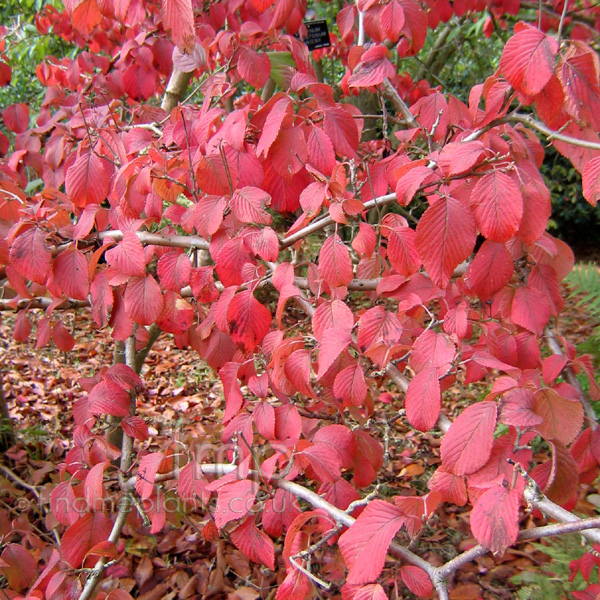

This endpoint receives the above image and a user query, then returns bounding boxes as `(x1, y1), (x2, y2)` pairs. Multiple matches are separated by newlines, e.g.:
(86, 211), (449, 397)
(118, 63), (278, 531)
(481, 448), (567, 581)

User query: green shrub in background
(0, 0), (72, 111)
(543, 146), (600, 255)
(565, 263), (600, 364)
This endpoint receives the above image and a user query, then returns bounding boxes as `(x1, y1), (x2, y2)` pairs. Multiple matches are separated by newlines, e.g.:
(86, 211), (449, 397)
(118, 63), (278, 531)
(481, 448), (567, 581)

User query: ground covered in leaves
(0, 281), (599, 600)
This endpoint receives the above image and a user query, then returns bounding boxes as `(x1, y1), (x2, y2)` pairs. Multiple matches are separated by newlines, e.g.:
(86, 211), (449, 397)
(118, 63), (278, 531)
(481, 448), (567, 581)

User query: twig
(543, 326), (597, 426)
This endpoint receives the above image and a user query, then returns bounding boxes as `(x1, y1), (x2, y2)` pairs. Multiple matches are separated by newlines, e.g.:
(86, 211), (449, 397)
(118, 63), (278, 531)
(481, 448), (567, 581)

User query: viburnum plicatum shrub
(2, 0), (600, 598)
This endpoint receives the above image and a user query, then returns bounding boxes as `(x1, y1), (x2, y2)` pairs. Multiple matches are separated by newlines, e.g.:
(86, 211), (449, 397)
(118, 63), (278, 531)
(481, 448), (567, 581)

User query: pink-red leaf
(157, 252), (192, 292)
(499, 26), (558, 96)
(319, 234), (354, 288)
(440, 401), (498, 475)
(105, 232), (146, 277)
(162, 0), (194, 50)
(511, 285), (551, 336)
(415, 197), (476, 287)
(9, 227), (51, 285)
(227, 290), (271, 353)
(230, 516), (275, 569)
(470, 486), (520, 555)
(317, 328), (352, 379)
(338, 499), (406, 585)
(470, 171), (523, 242)
(400, 565), (434, 598)
(237, 47), (271, 88)
(124, 275), (164, 326)
(61, 511), (113, 567)
(230, 186), (272, 224)
(66, 149), (110, 208)
(405, 367), (441, 432)
(53, 246), (89, 300)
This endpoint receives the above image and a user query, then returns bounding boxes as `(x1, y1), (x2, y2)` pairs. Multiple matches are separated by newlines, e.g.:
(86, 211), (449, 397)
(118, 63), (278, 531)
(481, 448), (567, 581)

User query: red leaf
(306, 126), (336, 175)
(470, 486), (520, 555)
(437, 140), (485, 176)
(338, 499), (406, 585)
(136, 452), (165, 499)
(52, 321), (75, 352)
(334, 363), (367, 407)
(499, 26), (558, 96)
(105, 232), (146, 277)
(470, 171), (523, 242)
(312, 299), (355, 341)
(558, 44), (600, 130)
(237, 47), (271, 88)
(214, 480), (258, 529)
(53, 246), (89, 300)
(3, 103), (29, 133)
(317, 328), (352, 379)
(342, 583), (389, 600)
(13, 311), (31, 343)
(50, 481), (79, 526)
(124, 275), (164, 325)
(275, 569), (312, 600)
(227, 290), (272, 353)
(162, 0), (195, 50)
(400, 565), (434, 598)
(9, 227), (51, 284)
(0, 544), (36, 591)
(314, 425), (358, 470)
(61, 512), (113, 567)
(356, 305), (403, 367)
(247, 226), (279, 262)
(84, 461), (109, 511)
(254, 401), (275, 439)
(465, 241), (514, 298)
(582, 156), (600, 207)
(511, 285), (551, 335)
(230, 186), (272, 224)
(122, 416), (149, 441)
(410, 329), (455, 375)
(90, 271), (114, 328)
(499, 388), (542, 427)
(66, 149), (110, 208)
(415, 197), (476, 287)
(257, 98), (293, 159)
(381, 214), (421, 276)
(104, 364), (142, 392)
(440, 401), (498, 475)
(323, 105), (359, 160)
(300, 444), (342, 483)
(230, 516), (275, 569)
(157, 252), (192, 292)
(534, 387), (583, 446)
(428, 467), (467, 506)
(269, 127), (308, 177)
(71, 0), (102, 35)
(156, 291), (194, 334)
(319, 234), (354, 288)
(348, 51), (396, 88)
(405, 367), (441, 432)
(88, 379), (131, 417)
(215, 237), (253, 287)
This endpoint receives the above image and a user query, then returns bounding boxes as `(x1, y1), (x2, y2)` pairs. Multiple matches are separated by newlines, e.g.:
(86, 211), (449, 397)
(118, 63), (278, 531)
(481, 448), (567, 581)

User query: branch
(125, 462), (436, 578)
(512, 113), (600, 150)
(161, 68), (194, 114)
(78, 335), (138, 600)
(0, 298), (89, 311)
(281, 193), (397, 248)
(380, 78), (419, 128)
(544, 326), (597, 427)
(98, 230), (209, 251)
